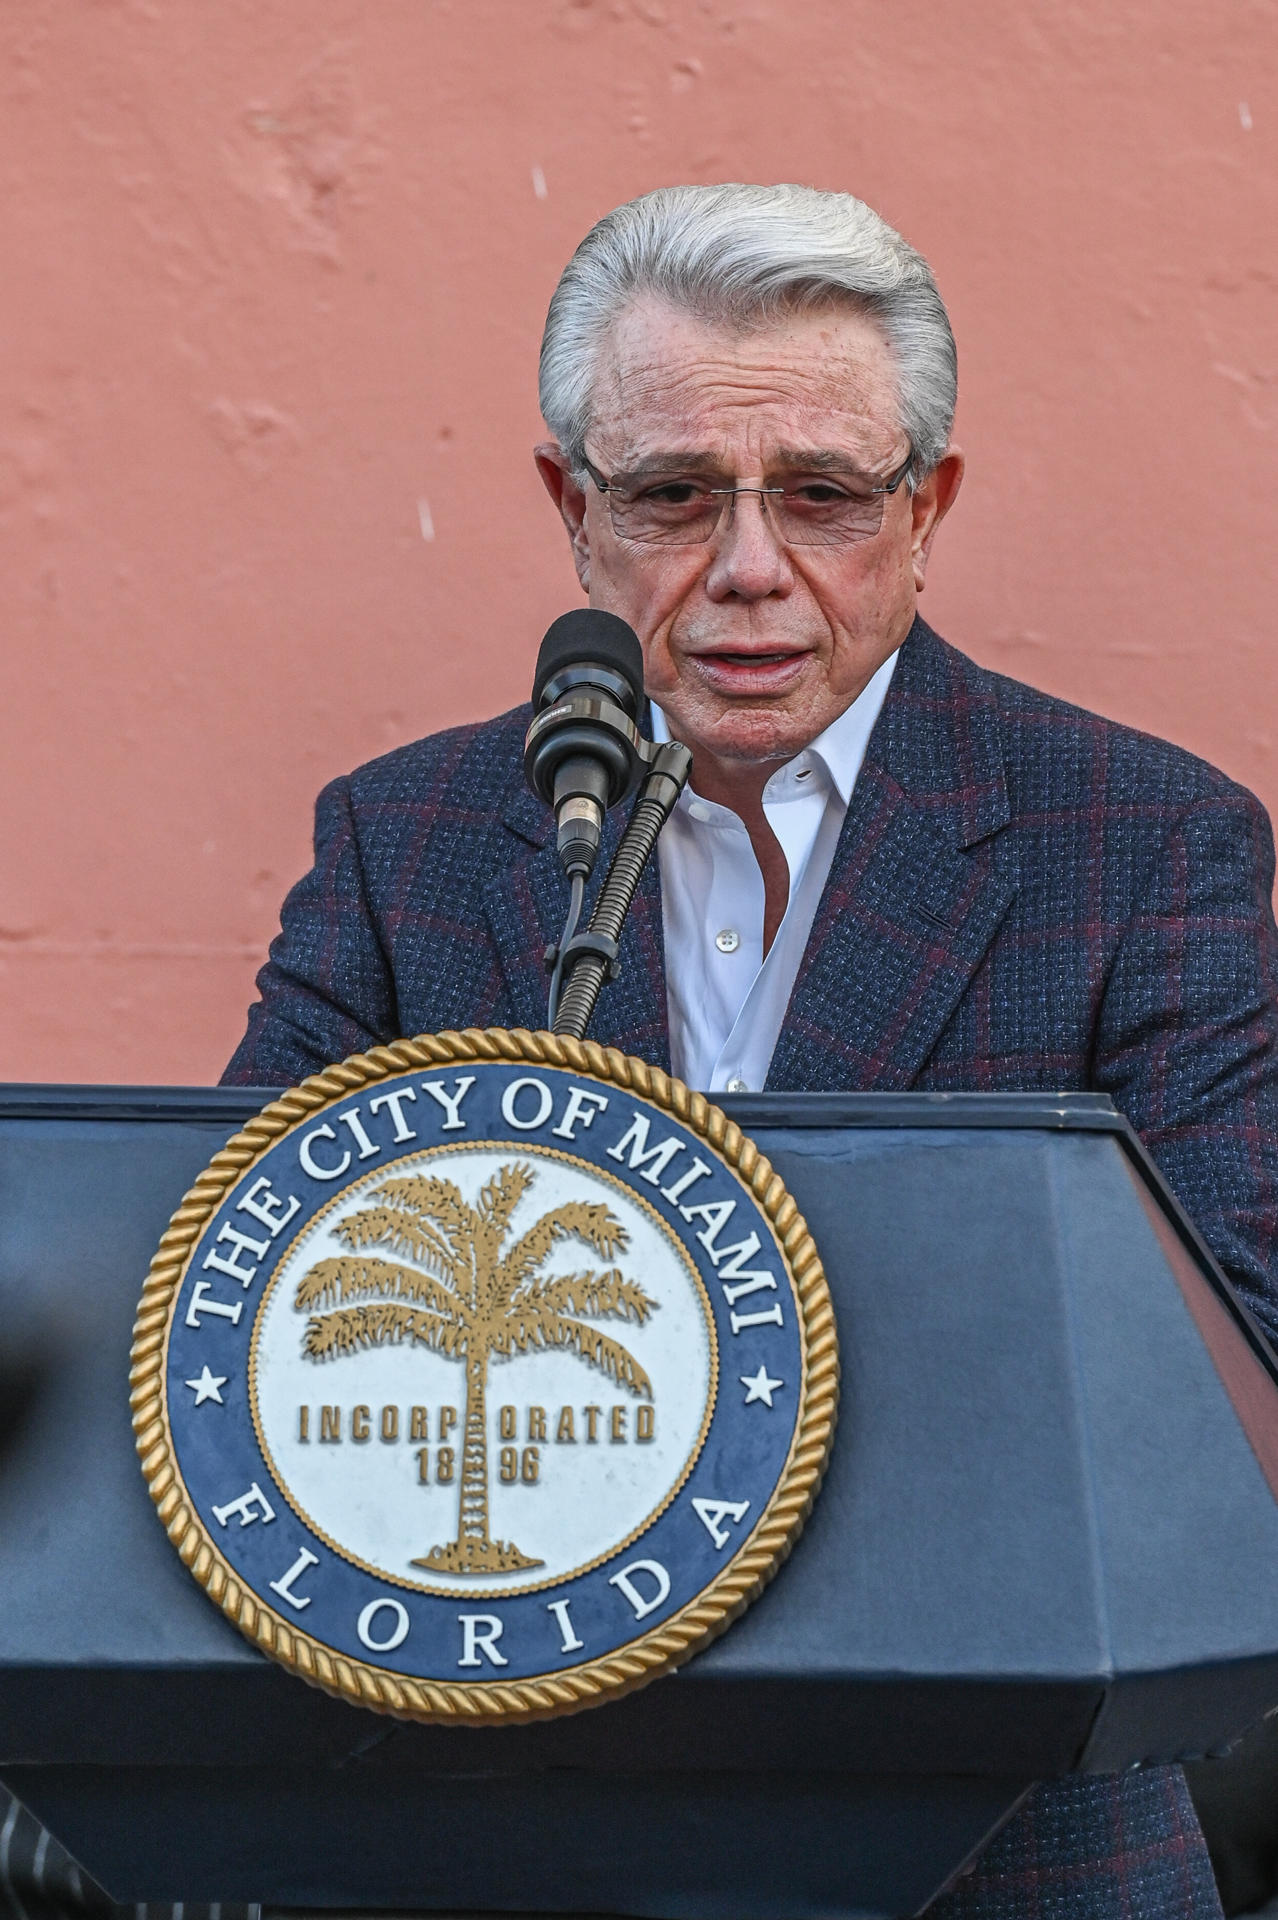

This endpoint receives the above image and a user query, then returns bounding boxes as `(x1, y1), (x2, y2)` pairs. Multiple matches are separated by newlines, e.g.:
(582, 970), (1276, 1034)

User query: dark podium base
(4, 1765), (1031, 1918)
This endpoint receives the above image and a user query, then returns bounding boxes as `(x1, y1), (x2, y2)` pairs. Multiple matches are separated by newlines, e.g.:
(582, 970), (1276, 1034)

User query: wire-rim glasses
(579, 448), (914, 548)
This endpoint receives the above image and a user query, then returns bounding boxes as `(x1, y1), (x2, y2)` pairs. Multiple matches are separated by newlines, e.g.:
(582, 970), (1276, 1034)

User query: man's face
(537, 296), (963, 783)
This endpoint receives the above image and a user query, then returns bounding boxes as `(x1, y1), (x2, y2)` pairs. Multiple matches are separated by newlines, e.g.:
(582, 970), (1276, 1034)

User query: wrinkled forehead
(587, 293), (904, 465)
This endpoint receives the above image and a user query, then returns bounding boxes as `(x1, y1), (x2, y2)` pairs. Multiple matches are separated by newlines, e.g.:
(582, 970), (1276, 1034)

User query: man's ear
(910, 447), (965, 592)
(534, 443), (591, 593)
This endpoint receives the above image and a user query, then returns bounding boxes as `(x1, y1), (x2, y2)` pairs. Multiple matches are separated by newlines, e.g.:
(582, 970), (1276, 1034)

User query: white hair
(539, 182), (957, 484)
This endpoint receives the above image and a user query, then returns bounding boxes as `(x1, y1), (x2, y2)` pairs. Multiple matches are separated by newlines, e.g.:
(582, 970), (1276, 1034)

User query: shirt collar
(650, 646), (899, 811)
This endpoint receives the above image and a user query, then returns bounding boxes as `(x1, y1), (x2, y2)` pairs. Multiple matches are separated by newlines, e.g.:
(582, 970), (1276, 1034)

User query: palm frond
(492, 1296), (561, 1357)
(294, 1256), (465, 1322)
(302, 1302), (467, 1361)
(500, 1202), (629, 1289)
(331, 1206), (461, 1283)
(476, 1162), (534, 1231)
(520, 1267), (657, 1326)
(501, 1312), (653, 1397)
(370, 1175), (478, 1246)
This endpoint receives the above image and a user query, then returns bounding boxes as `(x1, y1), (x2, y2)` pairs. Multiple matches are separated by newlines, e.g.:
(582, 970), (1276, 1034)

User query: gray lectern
(3, 1086), (1278, 1920)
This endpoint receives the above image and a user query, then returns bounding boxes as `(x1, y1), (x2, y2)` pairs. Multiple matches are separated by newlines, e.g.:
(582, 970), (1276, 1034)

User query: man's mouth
(690, 648), (810, 692)
(714, 651), (792, 666)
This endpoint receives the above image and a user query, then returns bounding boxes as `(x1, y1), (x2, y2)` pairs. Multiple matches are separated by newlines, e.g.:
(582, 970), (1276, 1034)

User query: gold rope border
(129, 1029), (839, 1724)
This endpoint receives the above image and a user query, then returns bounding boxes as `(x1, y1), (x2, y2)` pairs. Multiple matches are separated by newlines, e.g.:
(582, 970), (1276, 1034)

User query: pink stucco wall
(2, 2), (1275, 1084)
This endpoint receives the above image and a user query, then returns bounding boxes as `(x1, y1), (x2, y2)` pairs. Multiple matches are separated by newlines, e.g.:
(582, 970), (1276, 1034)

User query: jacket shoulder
(941, 636), (1259, 815)
(310, 706), (537, 914)
(340, 704), (531, 813)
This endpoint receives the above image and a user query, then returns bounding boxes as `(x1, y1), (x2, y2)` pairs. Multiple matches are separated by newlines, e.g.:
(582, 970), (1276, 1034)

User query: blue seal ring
(132, 1031), (838, 1722)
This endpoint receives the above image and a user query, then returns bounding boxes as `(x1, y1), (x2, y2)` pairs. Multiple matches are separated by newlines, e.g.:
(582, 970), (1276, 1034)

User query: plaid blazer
(223, 613), (1278, 1916)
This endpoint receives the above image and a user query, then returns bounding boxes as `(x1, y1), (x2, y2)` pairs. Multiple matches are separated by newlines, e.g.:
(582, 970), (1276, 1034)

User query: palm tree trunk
(457, 1345), (490, 1551)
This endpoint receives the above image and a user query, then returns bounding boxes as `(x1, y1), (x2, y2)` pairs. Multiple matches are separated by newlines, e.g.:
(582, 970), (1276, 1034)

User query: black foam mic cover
(532, 609), (644, 715)
(526, 610), (648, 879)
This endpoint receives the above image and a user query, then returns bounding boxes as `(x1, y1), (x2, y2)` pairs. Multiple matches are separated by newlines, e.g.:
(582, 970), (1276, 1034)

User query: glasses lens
(772, 484), (887, 546)
(607, 481), (723, 546)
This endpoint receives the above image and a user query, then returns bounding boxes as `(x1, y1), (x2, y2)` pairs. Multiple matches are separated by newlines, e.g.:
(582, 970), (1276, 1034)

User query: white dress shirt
(651, 649), (898, 1093)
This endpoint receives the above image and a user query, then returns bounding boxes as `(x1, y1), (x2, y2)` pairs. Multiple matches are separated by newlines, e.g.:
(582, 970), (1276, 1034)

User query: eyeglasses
(579, 449), (913, 548)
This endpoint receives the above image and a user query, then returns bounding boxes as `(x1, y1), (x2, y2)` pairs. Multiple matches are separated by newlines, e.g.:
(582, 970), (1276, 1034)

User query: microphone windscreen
(533, 610), (644, 714)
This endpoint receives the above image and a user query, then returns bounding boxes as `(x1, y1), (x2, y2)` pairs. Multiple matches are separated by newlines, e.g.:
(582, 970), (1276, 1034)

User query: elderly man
(224, 184), (1278, 1917)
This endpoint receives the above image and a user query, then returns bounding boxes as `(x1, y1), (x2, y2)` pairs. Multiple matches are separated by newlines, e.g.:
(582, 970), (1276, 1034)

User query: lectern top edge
(0, 1082), (1124, 1130)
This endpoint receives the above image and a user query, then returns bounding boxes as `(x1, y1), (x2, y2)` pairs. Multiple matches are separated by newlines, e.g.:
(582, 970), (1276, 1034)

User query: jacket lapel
(481, 783), (671, 1069)
(768, 620), (1018, 1093)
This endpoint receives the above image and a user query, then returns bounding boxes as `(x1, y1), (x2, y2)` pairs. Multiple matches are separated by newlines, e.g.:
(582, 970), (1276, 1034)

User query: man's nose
(702, 491), (795, 601)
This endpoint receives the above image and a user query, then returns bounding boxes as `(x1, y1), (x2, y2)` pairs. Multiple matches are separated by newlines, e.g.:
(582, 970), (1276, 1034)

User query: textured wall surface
(2, 1), (1275, 1083)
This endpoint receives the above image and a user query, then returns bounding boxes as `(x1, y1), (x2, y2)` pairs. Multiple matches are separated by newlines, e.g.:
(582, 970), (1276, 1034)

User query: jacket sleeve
(220, 775), (399, 1088)
(1094, 780), (1278, 1344)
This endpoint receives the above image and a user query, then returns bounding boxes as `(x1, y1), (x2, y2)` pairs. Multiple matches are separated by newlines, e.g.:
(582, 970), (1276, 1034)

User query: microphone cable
(546, 869), (586, 1030)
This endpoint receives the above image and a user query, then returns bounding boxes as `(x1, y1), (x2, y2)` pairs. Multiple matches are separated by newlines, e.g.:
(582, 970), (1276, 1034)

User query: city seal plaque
(131, 1030), (837, 1722)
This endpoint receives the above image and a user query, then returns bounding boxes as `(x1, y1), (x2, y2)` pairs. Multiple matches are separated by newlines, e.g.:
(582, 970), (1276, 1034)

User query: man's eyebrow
(771, 446), (883, 474)
(608, 451), (723, 478)
(607, 447), (884, 478)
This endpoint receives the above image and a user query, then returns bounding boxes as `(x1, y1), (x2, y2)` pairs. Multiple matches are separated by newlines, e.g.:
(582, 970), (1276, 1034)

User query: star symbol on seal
(740, 1365), (784, 1408)
(185, 1366), (228, 1406)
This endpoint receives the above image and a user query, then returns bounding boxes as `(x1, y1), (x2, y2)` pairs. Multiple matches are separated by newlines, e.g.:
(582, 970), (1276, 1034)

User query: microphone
(524, 610), (648, 879)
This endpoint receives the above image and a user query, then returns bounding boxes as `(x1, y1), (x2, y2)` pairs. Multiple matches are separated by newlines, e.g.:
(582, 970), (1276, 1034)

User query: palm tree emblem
(294, 1161), (657, 1575)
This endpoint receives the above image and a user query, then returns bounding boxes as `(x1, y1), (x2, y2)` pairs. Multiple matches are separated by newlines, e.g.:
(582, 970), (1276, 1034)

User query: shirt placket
(710, 761), (829, 1092)
(700, 807), (764, 1089)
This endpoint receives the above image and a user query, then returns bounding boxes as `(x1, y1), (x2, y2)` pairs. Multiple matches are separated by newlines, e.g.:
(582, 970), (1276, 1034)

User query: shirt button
(726, 1076), (749, 1093)
(715, 928), (741, 954)
(688, 800), (711, 823)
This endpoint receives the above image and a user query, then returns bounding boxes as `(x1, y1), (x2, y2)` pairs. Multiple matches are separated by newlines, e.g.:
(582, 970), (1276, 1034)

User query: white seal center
(251, 1142), (716, 1594)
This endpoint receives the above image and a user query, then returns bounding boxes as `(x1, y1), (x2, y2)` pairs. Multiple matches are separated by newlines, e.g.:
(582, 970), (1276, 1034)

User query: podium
(3, 1084), (1278, 1920)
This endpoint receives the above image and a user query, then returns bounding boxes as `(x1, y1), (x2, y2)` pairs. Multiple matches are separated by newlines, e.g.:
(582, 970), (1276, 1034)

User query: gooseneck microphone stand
(549, 739), (692, 1041)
